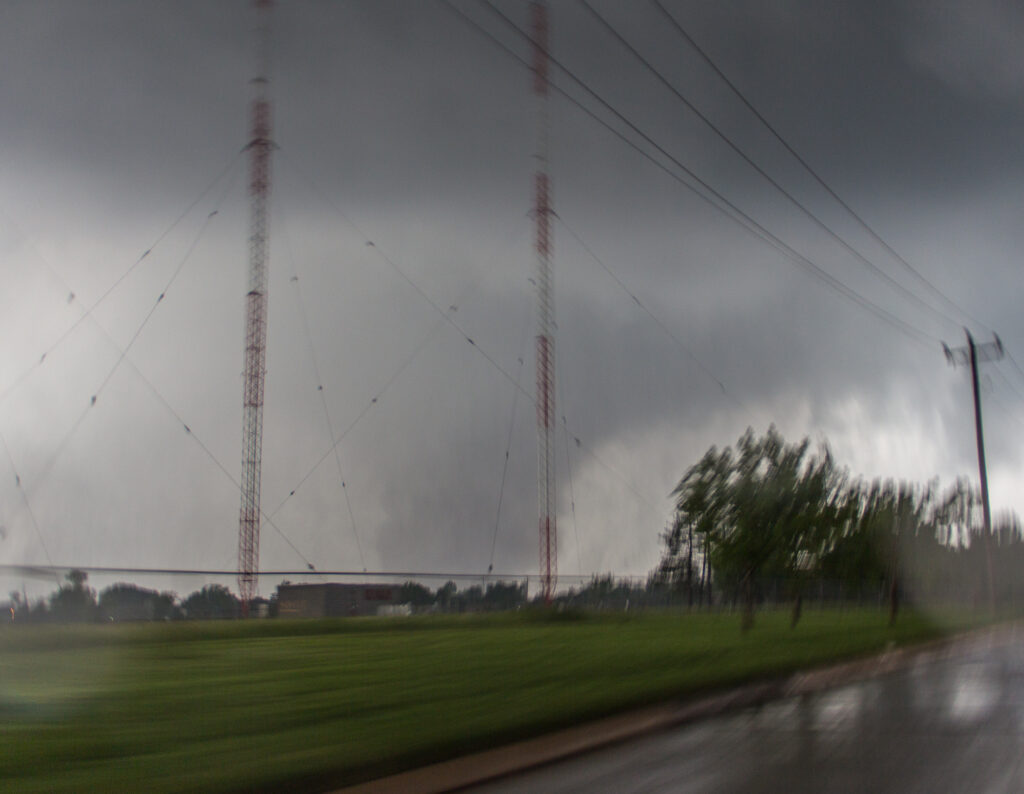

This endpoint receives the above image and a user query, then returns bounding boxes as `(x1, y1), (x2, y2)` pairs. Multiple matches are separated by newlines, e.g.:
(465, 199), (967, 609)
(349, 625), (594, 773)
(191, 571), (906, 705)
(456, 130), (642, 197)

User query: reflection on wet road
(470, 631), (1024, 793)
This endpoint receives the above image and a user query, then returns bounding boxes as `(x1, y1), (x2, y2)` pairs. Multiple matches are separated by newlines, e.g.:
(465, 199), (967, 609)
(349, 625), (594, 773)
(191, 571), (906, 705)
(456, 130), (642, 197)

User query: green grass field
(0, 608), (967, 792)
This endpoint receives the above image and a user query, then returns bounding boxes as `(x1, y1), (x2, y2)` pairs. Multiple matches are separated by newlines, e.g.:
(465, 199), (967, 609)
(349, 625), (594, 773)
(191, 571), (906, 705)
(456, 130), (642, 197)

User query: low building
(275, 583), (403, 618)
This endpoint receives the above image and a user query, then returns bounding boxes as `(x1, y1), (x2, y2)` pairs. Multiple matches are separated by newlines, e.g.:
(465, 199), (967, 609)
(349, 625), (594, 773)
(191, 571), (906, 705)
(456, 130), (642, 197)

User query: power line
(579, 0), (963, 335)
(1003, 349), (1024, 392)
(990, 366), (1024, 415)
(986, 380), (1024, 435)
(650, 0), (993, 336)
(476, 0), (940, 347)
(442, 0), (938, 349)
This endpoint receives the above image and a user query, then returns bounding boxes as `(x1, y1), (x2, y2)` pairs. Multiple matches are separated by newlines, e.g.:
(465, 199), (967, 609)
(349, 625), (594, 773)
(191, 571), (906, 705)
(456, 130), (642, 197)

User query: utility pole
(943, 329), (1003, 611)
(238, 0), (274, 613)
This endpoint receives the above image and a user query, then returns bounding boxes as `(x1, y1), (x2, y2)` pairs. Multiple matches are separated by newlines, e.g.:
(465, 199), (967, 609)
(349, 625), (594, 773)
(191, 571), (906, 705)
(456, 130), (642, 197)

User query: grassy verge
(0, 608), (980, 792)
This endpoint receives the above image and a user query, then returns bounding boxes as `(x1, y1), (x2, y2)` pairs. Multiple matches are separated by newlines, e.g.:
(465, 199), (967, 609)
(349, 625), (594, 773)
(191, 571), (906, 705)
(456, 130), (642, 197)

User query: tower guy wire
(0, 152), (242, 412)
(16, 205), (223, 510)
(0, 431), (60, 589)
(488, 347), (527, 577)
(556, 213), (749, 415)
(278, 199), (366, 571)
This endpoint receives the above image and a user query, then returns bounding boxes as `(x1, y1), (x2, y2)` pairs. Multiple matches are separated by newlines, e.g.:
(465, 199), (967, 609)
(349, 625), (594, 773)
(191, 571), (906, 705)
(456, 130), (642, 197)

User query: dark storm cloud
(1, 1), (1023, 597)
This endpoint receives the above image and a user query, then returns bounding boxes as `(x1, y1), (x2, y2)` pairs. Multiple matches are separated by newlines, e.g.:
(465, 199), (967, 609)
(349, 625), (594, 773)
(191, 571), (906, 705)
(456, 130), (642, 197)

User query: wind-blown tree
(566, 574), (644, 610)
(667, 427), (849, 630)
(992, 512), (1024, 606)
(659, 441), (733, 601)
(860, 480), (932, 624)
(482, 581), (528, 610)
(652, 518), (701, 605)
(819, 481), (888, 598)
(661, 431), (1024, 620)
(933, 477), (991, 606)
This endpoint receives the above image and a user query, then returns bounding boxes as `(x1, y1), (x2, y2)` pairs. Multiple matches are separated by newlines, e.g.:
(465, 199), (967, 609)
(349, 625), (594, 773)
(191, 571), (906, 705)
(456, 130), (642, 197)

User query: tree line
(6, 426), (1015, 625)
(3, 575), (537, 623)
(5, 573), (244, 623)
(4, 572), (657, 622)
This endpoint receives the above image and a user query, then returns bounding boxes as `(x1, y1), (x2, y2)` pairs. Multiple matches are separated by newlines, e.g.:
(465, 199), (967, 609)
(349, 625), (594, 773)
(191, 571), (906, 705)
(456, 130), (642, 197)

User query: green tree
(482, 581), (527, 610)
(653, 518), (702, 606)
(99, 584), (179, 621)
(436, 581), (457, 611)
(399, 581), (434, 607)
(181, 585), (239, 620)
(667, 427), (847, 630)
(49, 569), (97, 623)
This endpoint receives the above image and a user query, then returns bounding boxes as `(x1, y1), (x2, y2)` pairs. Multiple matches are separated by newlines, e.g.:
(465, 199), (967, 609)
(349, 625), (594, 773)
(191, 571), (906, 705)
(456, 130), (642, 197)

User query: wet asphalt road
(468, 632), (1024, 793)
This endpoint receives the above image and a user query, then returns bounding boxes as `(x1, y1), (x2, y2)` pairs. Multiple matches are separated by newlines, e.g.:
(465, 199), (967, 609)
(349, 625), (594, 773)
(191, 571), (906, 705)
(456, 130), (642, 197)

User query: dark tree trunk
(741, 571), (755, 632)
(889, 574), (900, 626)
(889, 518), (901, 625)
(686, 523), (694, 609)
(790, 591), (803, 629)
(703, 535), (712, 608)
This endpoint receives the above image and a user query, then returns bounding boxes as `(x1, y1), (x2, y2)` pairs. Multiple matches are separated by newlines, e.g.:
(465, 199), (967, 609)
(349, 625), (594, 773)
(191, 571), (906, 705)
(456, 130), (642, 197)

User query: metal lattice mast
(531, 1), (556, 604)
(238, 0), (273, 608)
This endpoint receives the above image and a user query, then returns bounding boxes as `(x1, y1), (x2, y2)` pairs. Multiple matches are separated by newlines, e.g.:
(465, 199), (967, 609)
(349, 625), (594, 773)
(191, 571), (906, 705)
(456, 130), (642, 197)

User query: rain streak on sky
(1, 0), (1024, 597)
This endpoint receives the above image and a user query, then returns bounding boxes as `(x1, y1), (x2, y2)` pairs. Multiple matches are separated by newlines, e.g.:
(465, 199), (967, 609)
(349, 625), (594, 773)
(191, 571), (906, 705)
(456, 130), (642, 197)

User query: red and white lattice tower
(238, 0), (273, 609)
(531, 1), (556, 604)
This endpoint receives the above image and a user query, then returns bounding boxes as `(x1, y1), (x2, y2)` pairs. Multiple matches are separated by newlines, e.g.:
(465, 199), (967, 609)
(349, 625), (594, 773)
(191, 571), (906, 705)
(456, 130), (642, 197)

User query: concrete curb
(338, 622), (1021, 794)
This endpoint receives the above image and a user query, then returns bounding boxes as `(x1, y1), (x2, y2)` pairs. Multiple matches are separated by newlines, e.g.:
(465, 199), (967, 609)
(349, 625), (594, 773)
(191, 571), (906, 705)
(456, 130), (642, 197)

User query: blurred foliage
(655, 426), (1024, 628)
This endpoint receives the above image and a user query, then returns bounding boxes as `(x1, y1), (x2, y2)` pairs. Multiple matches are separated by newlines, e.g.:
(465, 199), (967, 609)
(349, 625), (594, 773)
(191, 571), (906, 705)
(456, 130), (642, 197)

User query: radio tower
(531, 1), (556, 604)
(238, 0), (273, 610)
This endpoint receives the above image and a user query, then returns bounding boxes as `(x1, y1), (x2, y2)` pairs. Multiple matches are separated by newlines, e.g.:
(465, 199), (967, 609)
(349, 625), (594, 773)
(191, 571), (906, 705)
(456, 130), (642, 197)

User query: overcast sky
(2, 0), (1024, 600)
